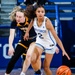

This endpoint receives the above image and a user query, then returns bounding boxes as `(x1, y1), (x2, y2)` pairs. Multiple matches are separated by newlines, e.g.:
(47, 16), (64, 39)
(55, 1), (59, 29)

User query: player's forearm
(26, 20), (33, 33)
(9, 35), (14, 47)
(9, 29), (15, 48)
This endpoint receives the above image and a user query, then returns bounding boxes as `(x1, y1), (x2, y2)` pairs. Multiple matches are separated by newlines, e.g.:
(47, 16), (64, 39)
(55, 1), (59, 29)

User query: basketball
(56, 65), (72, 75)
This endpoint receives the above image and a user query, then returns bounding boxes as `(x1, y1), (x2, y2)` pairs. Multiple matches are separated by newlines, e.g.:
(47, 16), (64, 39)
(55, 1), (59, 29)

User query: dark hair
(24, 5), (35, 19)
(33, 4), (45, 11)
(25, 4), (45, 19)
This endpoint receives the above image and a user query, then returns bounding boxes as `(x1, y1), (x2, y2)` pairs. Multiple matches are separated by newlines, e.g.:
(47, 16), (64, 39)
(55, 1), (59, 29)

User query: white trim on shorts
(36, 43), (56, 54)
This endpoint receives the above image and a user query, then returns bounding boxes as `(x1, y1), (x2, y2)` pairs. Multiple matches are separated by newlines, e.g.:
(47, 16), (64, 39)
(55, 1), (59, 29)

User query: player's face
(15, 11), (25, 23)
(35, 7), (45, 19)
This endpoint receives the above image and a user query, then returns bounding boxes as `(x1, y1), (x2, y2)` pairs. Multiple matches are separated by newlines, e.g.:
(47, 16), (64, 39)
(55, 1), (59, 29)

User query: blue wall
(0, 37), (22, 69)
(0, 37), (62, 69)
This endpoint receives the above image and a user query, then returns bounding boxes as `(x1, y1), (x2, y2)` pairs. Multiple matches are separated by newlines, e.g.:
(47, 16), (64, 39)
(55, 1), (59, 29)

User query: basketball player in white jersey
(20, 4), (70, 75)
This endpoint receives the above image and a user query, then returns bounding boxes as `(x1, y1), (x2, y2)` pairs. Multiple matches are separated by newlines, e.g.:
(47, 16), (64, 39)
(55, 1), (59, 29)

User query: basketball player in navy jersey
(4, 6), (41, 75)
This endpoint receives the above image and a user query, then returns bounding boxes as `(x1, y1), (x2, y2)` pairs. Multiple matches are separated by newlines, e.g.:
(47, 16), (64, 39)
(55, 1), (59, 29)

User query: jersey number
(38, 33), (44, 39)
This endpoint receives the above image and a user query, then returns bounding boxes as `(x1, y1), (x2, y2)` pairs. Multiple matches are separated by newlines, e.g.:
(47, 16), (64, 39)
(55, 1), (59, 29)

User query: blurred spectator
(17, 0), (24, 5)
(37, 0), (47, 5)
(24, 0), (36, 5)
(17, 0), (47, 5)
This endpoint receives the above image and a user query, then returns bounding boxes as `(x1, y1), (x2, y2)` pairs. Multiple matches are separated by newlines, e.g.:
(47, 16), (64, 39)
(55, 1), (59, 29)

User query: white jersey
(33, 16), (56, 54)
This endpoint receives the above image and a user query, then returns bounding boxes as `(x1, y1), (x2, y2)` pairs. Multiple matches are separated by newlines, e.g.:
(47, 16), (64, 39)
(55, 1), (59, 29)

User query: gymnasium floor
(0, 68), (75, 75)
(0, 68), (56, 75)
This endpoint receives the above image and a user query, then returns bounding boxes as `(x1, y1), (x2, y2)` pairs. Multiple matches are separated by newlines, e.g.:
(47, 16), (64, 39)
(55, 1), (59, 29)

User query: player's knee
(31, 59), (36, 64)
(26, 54), (31, 62)
(43, 65), (50, 72)
(31, 56), (37, 63)
(31, 58), (35, 63)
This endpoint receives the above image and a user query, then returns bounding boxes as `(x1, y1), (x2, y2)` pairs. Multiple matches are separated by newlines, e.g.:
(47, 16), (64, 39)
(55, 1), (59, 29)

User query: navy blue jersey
(10, 17), (36, 40)
(5, 17), (36, 74)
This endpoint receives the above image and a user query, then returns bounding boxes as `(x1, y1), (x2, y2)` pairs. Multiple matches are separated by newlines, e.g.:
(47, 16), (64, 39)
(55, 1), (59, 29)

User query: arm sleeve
(10, 21), (17, 29)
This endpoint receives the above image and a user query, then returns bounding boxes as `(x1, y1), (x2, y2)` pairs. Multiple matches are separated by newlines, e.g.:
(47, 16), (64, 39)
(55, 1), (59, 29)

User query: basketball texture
(56, 65), (72, 75)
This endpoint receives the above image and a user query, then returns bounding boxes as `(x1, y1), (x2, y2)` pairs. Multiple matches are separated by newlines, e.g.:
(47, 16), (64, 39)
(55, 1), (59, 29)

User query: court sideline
(0, 68), (75, 75)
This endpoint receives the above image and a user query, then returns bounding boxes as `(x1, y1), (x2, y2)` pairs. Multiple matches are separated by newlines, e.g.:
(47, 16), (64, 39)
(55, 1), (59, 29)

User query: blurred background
(0, 0), (75, 73)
